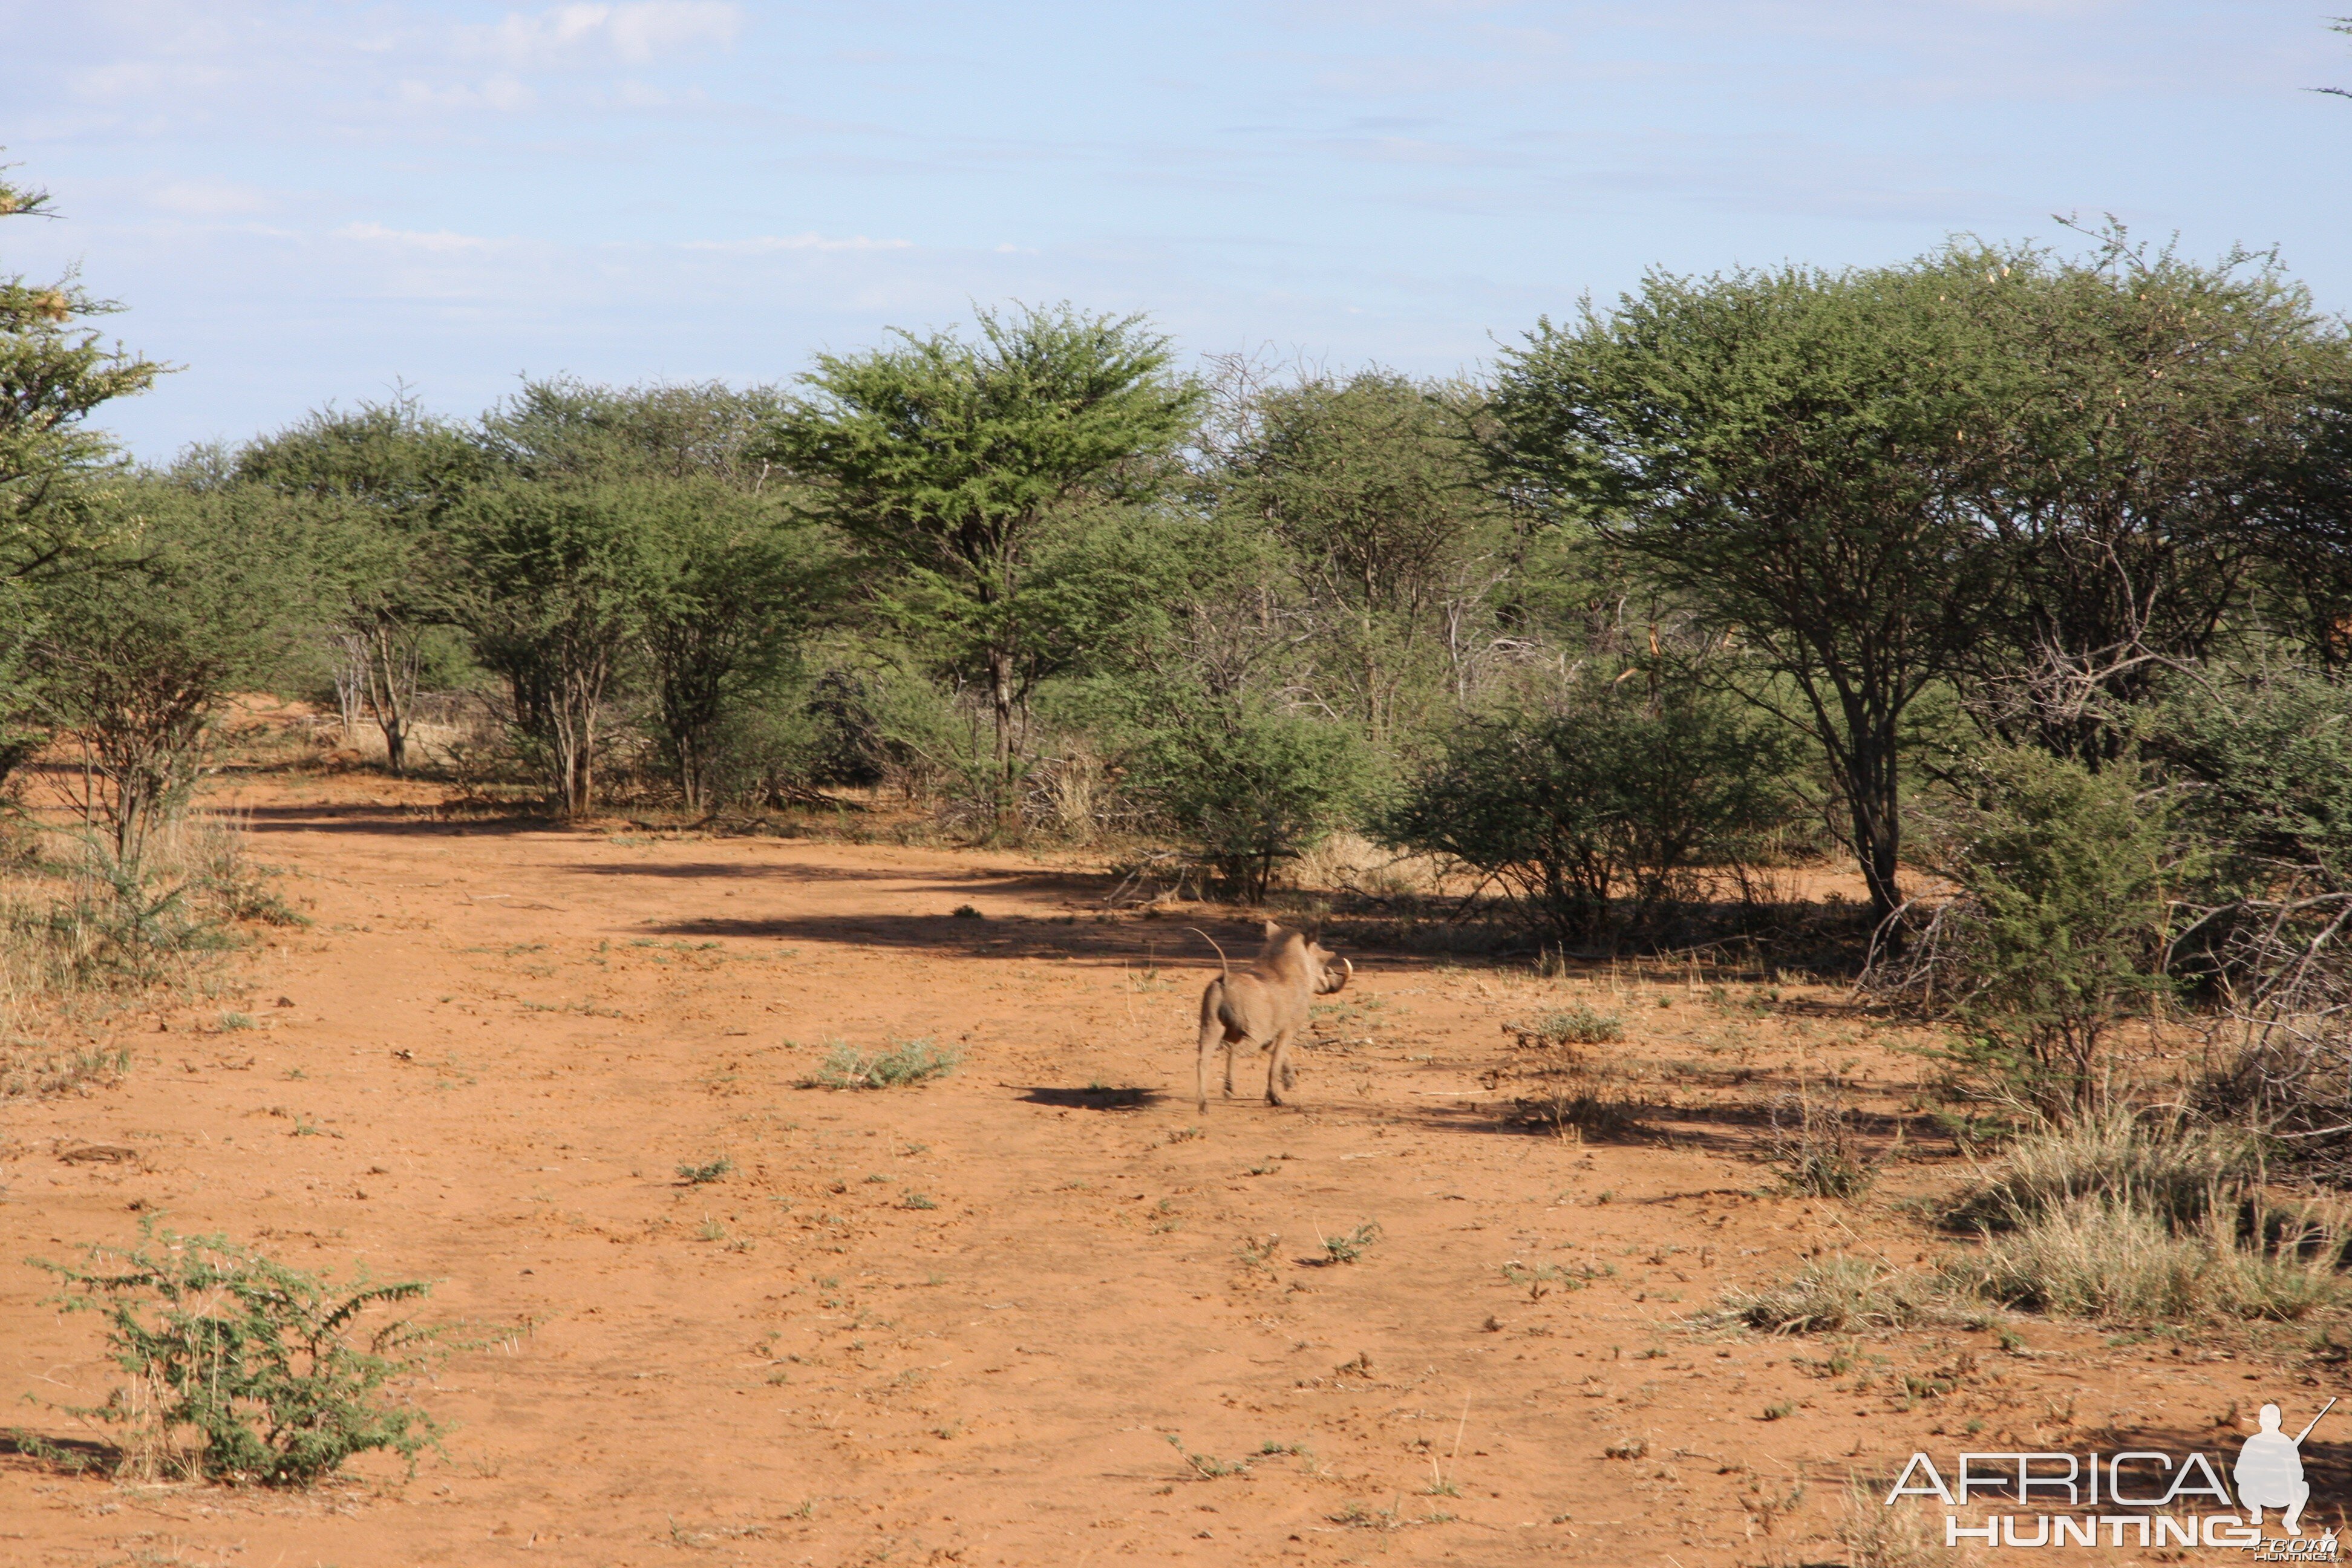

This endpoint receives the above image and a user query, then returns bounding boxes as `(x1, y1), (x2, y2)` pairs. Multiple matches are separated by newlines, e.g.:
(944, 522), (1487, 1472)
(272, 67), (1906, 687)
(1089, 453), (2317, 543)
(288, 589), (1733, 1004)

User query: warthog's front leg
(1264, 1026), (1298, 1105)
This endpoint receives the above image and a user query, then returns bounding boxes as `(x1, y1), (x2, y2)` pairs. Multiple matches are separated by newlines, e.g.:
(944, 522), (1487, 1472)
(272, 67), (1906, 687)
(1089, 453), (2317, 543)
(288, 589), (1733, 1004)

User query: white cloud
(465, 2), (740, 67)
(335, 221), (506, 253)
(395, 73), (538, 111)
(684, 233), (915, 252)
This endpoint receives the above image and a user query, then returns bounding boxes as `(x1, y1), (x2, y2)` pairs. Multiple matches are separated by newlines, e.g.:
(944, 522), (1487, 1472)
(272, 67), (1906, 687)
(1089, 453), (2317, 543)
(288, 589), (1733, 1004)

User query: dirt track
(0, 780), (2328, 1566)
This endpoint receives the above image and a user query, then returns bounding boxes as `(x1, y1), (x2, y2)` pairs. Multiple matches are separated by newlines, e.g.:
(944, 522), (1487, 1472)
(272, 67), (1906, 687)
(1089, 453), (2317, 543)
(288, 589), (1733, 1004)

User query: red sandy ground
(1, 770), (2344, 1567)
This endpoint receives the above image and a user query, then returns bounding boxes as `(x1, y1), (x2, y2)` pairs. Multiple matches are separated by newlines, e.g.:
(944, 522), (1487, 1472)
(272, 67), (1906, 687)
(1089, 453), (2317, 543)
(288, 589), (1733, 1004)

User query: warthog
(1191, 922), (1351, 1112)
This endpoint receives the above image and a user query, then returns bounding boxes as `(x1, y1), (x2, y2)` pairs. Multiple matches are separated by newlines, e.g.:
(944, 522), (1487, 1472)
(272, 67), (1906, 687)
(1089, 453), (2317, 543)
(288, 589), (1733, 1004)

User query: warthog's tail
(1184, 926), (1230, 982)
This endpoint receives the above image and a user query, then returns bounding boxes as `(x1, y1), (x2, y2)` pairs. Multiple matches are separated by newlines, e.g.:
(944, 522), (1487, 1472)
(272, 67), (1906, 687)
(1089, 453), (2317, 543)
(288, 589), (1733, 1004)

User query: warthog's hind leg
(1195, 1016), (1225, 1113)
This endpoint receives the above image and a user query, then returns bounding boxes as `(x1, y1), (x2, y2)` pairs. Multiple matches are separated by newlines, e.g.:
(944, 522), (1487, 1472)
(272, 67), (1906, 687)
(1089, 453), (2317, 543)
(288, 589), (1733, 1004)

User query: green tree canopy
(1218, 370), (1512, 742)
(1950, 232), (2348, 762)
(1491, 256), (2013, 923)
(759, 303), (1201, 818)
(0, 157), (168, 586)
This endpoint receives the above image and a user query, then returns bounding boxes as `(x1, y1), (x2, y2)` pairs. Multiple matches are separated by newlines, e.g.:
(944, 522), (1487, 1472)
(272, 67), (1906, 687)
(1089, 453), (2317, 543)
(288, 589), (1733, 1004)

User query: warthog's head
(1261, 920), (1352, 995)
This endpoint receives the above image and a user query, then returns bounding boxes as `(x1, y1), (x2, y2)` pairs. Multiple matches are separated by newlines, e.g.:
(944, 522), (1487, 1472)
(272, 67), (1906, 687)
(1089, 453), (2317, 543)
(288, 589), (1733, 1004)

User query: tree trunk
(330, 633), (367, 746)
(362, 619), (417, 777)
(987, 644), (1016, 831)
(1841, 718), (1904, 928)
(678, 731), (706, 814)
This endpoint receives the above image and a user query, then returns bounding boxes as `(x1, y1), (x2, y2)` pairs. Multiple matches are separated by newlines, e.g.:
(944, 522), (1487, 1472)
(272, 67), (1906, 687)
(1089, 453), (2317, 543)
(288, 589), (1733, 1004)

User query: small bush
(185, 820), (309, 929)
(1375, 680), (1802, 946)
(799, 1037), (960, 1090)
(1527, 1002), (1622, 1045)
(1959, 1198), (2209, 1321)
(675, 1155), (732, 1186)
(28, 1223), (443, 1485)
(1321, 1221), (1382, 1264)
(1720, 1258), (1935, 1334)
(1119, 694), (1367, 904)
(1881, 749), (2182, 1119)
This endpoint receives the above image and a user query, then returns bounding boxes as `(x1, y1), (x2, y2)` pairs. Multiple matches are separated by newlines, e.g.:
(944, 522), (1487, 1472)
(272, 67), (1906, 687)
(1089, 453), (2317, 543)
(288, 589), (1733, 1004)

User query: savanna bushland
(14, 142), (2352, 1565)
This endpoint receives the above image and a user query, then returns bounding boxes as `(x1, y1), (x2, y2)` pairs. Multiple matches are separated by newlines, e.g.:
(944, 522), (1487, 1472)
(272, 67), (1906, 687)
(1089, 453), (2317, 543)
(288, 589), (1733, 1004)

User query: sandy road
(0, 785), (2252, 1566)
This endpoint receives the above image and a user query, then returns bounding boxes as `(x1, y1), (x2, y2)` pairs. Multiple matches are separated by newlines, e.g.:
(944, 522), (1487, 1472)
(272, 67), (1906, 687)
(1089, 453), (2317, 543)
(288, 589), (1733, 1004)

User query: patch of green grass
(798, 1037), (960, 1091)
(1165, 1432), (1249, 1478)
(675, 1156), (733, 1186)
(1320, 1221), (1382, 1265)
(1527, 1002), (1623, 1045)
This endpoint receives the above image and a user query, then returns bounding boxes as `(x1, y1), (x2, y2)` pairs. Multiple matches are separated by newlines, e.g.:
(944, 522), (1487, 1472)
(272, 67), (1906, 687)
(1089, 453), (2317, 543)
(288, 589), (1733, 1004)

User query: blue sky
(7, 1), (2347, 458)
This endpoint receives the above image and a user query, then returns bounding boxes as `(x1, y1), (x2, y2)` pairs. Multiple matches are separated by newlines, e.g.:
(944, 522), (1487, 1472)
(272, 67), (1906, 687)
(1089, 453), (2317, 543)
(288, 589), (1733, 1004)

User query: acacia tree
(1491, 259), (2010, 924)
(0, 156), (167, 781)
(446, 482), (656, 814)
(33, 482), (321, 858)
(1218, 370), (1514, 742)
(480, 376), (785, 486)
(1952, 233), (2347, 762)
(237, 397), (485, 772)
(760, 304), (1200, 822)
(632, 479), (835, 811)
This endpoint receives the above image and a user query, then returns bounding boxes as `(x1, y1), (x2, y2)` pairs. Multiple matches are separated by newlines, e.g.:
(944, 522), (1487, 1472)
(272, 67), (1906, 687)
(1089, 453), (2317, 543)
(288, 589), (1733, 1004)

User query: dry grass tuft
(1720, 1258), (1938, 1334)
(1495, 1007), (1639, 1139)
(1943, 1112), (2259, 1234)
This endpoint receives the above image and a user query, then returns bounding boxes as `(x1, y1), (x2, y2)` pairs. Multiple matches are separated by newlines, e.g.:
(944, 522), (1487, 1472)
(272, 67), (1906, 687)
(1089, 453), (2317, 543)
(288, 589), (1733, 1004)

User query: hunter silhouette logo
(1884, 1398), (2342, 1555)
(2238, 1400), (2333, 1537)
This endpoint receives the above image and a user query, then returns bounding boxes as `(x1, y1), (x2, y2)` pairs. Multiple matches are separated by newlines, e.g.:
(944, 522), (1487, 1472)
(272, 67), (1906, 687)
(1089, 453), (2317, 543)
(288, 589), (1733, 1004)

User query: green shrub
(1376, 680), (1800, 945)
(1122, 696), (1366, 903)
(799, 1037), (959, 1090)
(1900, 748), (2184, 1119)
(675, 1155), (733, 1185)
(1321, 1221), (1382, 1264)
(2158, 667), (2352, 887)
(28, 1223), (443, 1485)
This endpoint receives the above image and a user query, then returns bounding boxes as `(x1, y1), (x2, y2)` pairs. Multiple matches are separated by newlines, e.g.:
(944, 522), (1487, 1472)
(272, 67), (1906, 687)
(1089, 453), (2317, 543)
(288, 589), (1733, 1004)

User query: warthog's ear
(1263, 919), (1282, 938)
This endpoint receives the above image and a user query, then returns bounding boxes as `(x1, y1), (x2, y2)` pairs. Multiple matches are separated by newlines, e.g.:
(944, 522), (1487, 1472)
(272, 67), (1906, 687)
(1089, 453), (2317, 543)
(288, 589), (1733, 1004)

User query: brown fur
(1192, 921), (1351, 1112)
